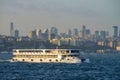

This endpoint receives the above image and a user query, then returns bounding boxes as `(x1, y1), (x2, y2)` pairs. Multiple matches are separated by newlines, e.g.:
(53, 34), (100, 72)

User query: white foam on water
(84, 58), (90, 63)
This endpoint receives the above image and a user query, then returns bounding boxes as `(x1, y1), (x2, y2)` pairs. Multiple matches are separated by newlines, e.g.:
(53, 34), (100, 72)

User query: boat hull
(11, 57), (81, 63)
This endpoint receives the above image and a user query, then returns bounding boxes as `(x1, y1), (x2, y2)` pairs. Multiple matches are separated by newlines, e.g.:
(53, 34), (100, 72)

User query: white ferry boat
(12, 49), (82, 63)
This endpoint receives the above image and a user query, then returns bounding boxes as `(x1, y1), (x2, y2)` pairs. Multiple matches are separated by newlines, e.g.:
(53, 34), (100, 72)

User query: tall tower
(113, 26), (118, 38)
(68, 29), (72, 37)
(82, 25), (86, 40)
(10, 22), (14, 36)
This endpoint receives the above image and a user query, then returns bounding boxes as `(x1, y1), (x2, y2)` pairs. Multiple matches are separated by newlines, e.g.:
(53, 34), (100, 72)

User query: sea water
(0, 53), (120, 80)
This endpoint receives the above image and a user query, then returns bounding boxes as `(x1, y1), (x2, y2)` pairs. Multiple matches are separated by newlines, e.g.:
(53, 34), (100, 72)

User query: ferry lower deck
(12, 49), (81, 63)
(12, 55), (80, 63)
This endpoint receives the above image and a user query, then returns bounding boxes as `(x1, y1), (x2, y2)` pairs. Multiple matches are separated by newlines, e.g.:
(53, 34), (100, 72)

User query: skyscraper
(113, 26), (118, 38)
(36, 29), (42, 40)
(82, 25), (86, 40)
(28, 30), (37, 40)
(14, 29), (19, 38)
(50, 27), (58, 40)
(73, 28), (78, 36)
(51, 27), (58, 35)
(100, 31), (106, 40)
(10, 22), (14, 36)
(68, 29), (72, 37)
(42, 29), (49, 40)
(86, 29), (91, 39)
(95, 31), (99, 41)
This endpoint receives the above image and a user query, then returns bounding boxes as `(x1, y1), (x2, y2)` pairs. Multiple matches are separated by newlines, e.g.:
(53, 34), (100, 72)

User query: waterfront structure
(69, 38), (76, 46)
(50, 38), (60, 46)
(12, 49), (81, 63)
(60, 38), (70, 46)
(17, 36), (29, 41)
(116, 41), (120, 51)
(10, 22), (14, 37)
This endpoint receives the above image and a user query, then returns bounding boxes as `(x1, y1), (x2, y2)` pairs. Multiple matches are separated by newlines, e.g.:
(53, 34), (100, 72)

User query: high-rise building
(82, 25), (86, 40)
(10, 22), (14, 36)
(36, 29), (42, 40)
(14, 29), (19, 38)
(73, 28), (78, 36)
(28, 30), (37, 40)
(68, 29), (72, 37)
(119, 30), (120, 37)
(50, 27), (58, 40)
(51, 27), (58, 35)
(100, 31), (106, 40)
(86, 29), (90, 35)
(86, 29), (91, 39)
(113, 26), (118, 38)
(95, 31), (99, 41)
(42, 29), (49, 40)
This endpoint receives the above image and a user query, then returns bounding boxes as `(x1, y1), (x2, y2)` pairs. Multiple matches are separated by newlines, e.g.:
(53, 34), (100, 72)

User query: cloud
(0, 0), (98, 18)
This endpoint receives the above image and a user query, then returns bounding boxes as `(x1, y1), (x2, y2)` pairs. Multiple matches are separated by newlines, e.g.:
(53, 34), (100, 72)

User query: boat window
(56, 59), (58, 62)
(22, 59), (25, 61)
(40, 59), (42, 61)
(66, 50), (69, 53)
(59, 50), (66, 54)
(45, 50), (51, 53)
(12, 59), (14, 61)
(67, 58), (70, 60)
(71, 50), (79, 53)
(31, 59), (33, 61)
(49, 59), (51, 62)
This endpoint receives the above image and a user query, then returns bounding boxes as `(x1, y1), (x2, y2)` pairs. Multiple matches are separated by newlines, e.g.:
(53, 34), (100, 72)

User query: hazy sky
(0, 0), (120, 36)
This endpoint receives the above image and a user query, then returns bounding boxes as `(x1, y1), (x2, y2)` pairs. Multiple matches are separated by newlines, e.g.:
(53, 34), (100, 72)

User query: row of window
(14, 50), (71, 54)
(17, 52), (69, 54)
(12, 59), (59, 62)
(17, 52), (44, 54)
(14, 50), (79, 54)
(15, 55), (58, 58)
(13, 50), (79, 53)
(15, 55), (77, 58)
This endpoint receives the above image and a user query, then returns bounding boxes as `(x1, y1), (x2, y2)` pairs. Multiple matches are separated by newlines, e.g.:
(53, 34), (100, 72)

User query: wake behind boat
(12, 49), (82, 63)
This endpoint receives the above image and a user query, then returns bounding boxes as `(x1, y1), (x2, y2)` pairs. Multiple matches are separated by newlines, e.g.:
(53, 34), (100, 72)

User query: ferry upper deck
(13, 49), (80, 55)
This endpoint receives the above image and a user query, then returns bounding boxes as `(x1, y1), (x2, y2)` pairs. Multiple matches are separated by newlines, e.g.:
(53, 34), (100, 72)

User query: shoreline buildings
(0, 22), (120, 52)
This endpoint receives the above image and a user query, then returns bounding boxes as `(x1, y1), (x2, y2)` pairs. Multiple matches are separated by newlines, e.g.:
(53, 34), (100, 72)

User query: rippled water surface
(0, 53), (120, 80)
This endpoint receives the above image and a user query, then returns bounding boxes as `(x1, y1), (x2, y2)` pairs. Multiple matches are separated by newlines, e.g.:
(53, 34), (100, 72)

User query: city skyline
(0, 0), (120, 36)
